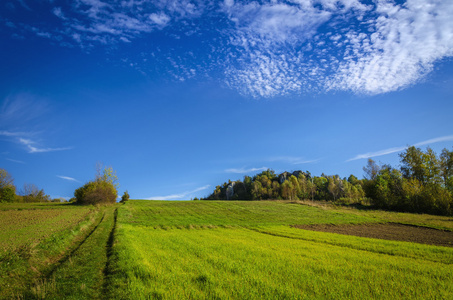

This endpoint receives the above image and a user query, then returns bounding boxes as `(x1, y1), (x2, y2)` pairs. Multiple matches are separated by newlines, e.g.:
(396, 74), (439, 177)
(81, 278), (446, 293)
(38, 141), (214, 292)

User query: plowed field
(293, 223), (453, 247)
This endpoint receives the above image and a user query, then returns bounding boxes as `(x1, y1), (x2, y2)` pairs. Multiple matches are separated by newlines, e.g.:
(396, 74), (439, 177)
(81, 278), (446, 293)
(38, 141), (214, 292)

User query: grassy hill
(1, 200), (452, 299)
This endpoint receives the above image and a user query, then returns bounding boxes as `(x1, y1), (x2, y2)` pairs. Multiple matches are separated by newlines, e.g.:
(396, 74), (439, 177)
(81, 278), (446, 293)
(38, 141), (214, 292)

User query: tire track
(102, 207), (118, 298)
(43, 210), (106, 279)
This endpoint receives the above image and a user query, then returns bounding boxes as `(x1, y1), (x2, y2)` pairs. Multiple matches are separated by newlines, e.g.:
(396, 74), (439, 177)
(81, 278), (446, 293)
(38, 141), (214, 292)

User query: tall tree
(363, 159), (380, 180)
(0, 168), (14, 189)
(440, 148), (453, 189)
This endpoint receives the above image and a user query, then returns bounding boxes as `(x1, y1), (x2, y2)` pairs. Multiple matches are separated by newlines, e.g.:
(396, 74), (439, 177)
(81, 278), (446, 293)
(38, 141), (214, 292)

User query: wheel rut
(102, 207), (118, 298)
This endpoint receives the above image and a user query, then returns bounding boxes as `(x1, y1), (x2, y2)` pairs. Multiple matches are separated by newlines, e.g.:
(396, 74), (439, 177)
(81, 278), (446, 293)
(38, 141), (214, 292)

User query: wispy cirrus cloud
(4, 1), (453, 97)
(6, 158), (25, 164)
(347, 135), (453, 161)
(19, 138), (72, 153)
(28, 0), (208, 47)
(57, 175), (80, 183)
(267, 156), (320, 165)
(0, 130), (27, 137)
(146, 184), (210, 200)
(225, 167), (268, 174)
(1, 94), (71, 154)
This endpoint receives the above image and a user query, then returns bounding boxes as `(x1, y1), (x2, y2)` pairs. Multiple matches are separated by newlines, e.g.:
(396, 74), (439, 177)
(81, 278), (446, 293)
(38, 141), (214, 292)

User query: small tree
(0, 169), (16, 202)
(20, 183), (51, 202)
(120, 190), (130, 203)
(74, 165), (119, 205)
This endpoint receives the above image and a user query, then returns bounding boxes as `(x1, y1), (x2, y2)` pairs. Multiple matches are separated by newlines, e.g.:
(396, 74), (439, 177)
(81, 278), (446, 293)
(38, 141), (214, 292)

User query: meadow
(0, 203), (102, 298)
(107, 200), (453, 299)
(1, 200), (452, 299)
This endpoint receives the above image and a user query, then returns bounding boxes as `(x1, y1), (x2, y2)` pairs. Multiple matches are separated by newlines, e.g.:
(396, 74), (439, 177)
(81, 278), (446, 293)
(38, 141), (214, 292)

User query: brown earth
(292, 223), (453, 247)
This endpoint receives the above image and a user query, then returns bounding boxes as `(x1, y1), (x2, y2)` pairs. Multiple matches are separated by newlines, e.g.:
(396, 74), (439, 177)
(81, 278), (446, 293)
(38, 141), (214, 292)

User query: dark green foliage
(367, 147), (453, 215)
(203, 169), (365, 203)
(205, 147), (453, 216)
(120, 190), (130, 203)
(0, 169), (52, 203)
(0, 185), (16, 203)
(0, 168), (16, 203)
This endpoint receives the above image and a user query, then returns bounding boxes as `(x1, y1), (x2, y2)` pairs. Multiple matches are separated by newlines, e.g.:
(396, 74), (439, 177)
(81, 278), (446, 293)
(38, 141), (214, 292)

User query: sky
(1, 0), (453, 200)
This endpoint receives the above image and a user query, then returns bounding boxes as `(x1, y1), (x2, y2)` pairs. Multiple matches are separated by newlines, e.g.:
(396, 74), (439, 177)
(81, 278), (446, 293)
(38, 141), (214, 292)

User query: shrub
(120, 190), (130, 203)
(74, 180), (117, 205)
(74, 166), (119, 205)
(0, 186), (16, 203)
(20, 183), (51, 203)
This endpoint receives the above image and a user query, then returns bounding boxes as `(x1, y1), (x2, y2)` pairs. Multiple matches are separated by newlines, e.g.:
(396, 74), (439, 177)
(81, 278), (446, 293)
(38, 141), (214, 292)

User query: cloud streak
(267, 156), (319, 165)
(225, 167), (268, 174)
(19, 138), (72, 153)
(347, 135), (453, 161)
(57, 175), (80, 183)
(6, 158), (25, 164)
(146, 184), (210, 200)
(0, 130), (27, 137)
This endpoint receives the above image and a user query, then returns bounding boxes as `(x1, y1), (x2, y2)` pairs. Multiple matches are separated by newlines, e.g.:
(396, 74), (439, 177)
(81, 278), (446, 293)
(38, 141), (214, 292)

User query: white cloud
(225, 167), (268, 174)
(146, 184), (210, 200)
(18, 138), (72, 153)
(149, 12), (171, 27)
(6, 1), (453, 97)
(414, 135), (453, 147)
(224, 0), (453, 97)
(267, 156), (319, 165)
(53, 7), (67, 20)
(328, 0), (453, 94)
(0, 130), (26, 137)
(57, 175), (80, 182)
(347, 146), (407, 161)
(347, 134), (453, 161)
(6, 158), (25, 164)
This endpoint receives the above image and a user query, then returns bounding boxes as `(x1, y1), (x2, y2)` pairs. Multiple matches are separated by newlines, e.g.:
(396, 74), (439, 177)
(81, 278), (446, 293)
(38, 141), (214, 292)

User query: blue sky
(1, 0), (453, 200)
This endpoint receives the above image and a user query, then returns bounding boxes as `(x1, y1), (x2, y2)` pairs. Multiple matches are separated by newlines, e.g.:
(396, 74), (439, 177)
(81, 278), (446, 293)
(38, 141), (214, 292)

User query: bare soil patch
(292, 223), (453, 247)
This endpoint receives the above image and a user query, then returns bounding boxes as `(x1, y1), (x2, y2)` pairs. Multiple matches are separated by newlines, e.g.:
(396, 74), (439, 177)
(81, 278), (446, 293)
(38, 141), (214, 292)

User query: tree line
(0, 169), (53, 203)
(0, 164), (129, 205)
(202, 146), (453, 216)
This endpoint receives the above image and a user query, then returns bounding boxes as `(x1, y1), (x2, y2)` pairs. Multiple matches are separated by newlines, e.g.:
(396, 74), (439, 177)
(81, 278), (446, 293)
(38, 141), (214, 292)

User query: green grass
(2, 200), (453, 299)
(120, 200), (379, 227)
(0, 203), (94, 250)
(0, 202), (100, 299)
(26, 206), (117, 299)
(107, 200), (453, 299)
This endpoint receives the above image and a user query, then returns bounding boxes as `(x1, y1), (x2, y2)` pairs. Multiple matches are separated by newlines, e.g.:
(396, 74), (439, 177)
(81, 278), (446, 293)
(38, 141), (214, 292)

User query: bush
(20, 183), (51, 203)
(74, 165), (119, 205)
(120, 190), (130, 203)
(74, 180), (117, 205)
(0, 186), (16, 203)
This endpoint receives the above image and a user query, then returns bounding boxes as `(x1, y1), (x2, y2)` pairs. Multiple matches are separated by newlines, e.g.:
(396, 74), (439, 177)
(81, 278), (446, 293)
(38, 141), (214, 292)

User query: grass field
(107, 200), (453, 299)
(0, 203), (101, 299)
(1, 200), (452, 299)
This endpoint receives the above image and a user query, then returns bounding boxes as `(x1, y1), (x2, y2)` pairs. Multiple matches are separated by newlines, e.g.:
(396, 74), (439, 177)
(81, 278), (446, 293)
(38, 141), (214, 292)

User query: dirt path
(292, 223), (453, 247)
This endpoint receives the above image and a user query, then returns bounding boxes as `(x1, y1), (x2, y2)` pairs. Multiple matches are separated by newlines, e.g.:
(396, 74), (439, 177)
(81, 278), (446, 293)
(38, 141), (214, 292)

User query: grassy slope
(0, 203), (100, 299)
(119, 200), (378, 227)
(109, 200), (453, 299)
(26, 206), (117, 299)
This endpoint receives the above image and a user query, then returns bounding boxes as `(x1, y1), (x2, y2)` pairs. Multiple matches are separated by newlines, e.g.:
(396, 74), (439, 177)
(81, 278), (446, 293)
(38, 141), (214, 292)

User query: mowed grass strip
(26, 206), (118, 300)
(249, 226), (453, 265)
(120, 200), (378, 227)
(109, 224), (453, 299)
